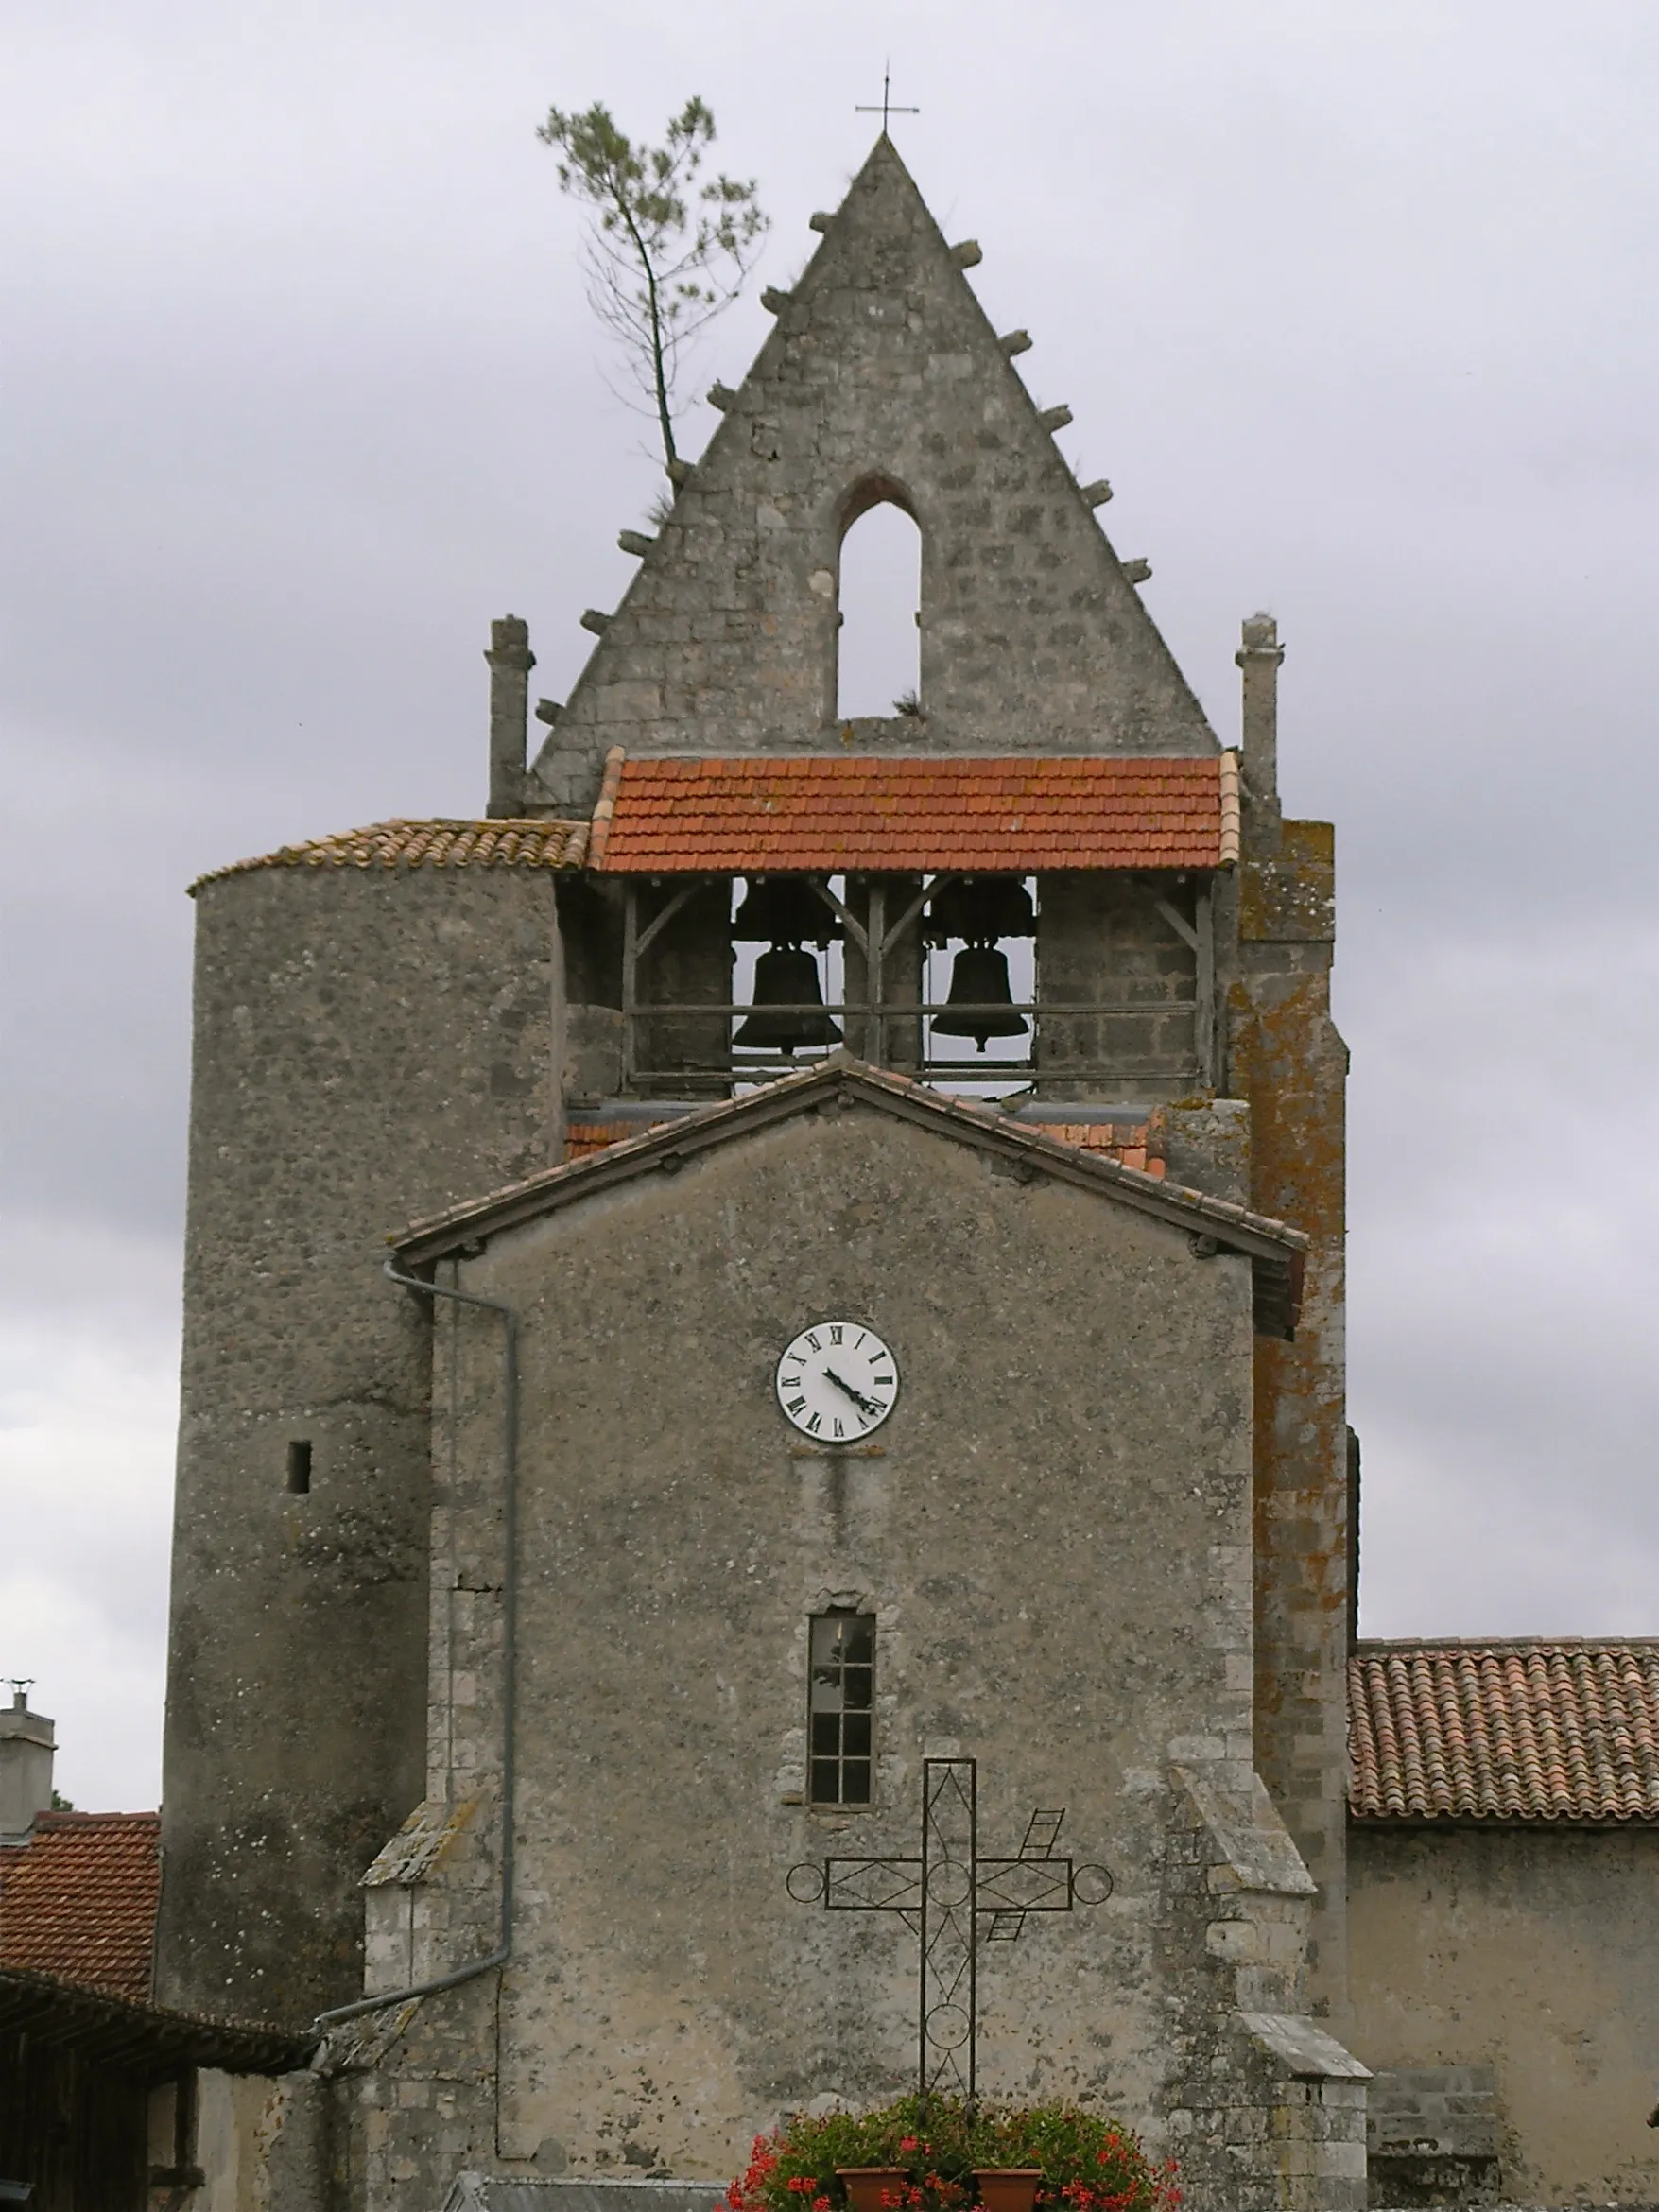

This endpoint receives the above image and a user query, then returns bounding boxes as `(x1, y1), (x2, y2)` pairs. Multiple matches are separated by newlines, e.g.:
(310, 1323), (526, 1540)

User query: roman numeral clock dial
(774, 1322), (900, 1442)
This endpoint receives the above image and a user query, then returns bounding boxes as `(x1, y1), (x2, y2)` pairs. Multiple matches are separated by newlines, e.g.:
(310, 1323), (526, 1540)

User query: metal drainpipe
(309, 1258), (520, 2035)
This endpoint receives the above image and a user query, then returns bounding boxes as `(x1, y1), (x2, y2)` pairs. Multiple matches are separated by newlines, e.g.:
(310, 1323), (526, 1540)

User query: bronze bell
(732, 878), (838, 947)
(931, 942), (1028, 1051)
(924, 876), (1036, 946)
(734, 946), (842, 1054)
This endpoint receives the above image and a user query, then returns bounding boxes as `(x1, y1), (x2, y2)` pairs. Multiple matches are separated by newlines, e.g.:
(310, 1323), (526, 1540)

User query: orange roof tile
(192, 818), (586, 892)
(0, 1812), (161, 2000)
(565, 1120), (648, 1162)
(596, 756), (1223, 873)
(1349, 1641), (1659, 1823)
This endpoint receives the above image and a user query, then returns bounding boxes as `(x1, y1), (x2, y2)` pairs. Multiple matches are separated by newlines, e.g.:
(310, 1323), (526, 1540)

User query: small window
(285, 1440), (313, 1495)
(808, 1612), (874, 1805)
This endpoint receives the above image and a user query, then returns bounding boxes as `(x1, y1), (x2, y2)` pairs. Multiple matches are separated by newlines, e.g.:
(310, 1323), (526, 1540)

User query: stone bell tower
(507, 135), (1352, 2007)
(160, 134), (1358, 2212)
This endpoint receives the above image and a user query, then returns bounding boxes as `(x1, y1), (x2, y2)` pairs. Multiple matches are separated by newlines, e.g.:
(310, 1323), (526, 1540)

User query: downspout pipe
(309, 1259), (521, 2035)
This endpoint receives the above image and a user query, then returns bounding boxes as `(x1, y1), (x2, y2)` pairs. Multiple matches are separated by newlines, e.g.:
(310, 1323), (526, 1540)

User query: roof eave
(0, 1966), (312, 2078)
(392, 1057), (1306, 1336)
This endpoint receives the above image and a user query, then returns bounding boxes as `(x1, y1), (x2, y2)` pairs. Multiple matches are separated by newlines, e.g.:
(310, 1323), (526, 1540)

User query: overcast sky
(3, 0), (1656, 1812)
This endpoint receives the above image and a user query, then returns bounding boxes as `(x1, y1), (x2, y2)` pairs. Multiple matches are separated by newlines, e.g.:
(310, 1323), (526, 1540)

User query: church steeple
(529, 136), (1214, 813)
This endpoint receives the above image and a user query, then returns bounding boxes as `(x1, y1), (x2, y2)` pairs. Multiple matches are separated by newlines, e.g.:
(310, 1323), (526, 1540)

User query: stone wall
(1227, 778), (1349, 2020)
(361, 1100), (1271, 2199)
(157, 863), (564, 2026)
(1348, 1822), (1659, 2205)
(528, 139), (1213, 814)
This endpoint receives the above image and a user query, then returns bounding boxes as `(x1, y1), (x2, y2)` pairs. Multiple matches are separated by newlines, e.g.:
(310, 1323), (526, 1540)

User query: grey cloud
(3, 0), (1656, 1800)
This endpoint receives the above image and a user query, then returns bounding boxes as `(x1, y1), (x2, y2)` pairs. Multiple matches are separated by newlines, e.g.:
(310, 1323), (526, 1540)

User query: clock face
(775, 1322), (900, 1442)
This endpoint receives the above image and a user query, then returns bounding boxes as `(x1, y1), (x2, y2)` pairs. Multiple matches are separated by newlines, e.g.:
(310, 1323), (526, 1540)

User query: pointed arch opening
(836, 485), (921, 719)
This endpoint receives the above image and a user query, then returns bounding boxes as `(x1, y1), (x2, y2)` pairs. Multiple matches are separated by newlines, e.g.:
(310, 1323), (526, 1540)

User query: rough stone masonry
(151, 132), (1659, 2212)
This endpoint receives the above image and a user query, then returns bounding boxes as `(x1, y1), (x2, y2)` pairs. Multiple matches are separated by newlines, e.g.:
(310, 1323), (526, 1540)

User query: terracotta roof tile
(0, 1813), (161, 2000)
(1349, 1641), (1659, 1823)
(192, 818), (586, 892)
(565, 1120), (648, 1162)
(596, 756), (1223, 873)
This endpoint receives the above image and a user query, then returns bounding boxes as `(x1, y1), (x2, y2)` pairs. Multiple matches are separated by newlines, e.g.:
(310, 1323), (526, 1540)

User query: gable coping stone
(391, 1055), (1306, 1335)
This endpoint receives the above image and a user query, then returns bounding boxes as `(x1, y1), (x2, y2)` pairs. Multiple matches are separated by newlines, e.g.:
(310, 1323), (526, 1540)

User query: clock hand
(822, 1366), (883, 1419)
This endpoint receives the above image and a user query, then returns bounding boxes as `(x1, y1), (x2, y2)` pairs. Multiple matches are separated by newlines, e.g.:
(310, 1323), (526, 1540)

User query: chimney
(1236, 611), (1285, 855)
(0, 1686), (55, 1841)
(485, 615), (535, 820)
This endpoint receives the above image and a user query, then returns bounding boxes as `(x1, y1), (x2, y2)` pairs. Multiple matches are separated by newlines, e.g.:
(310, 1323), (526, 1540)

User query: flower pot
(973, 2170), (1045, 2212)
(838, 2169), (910, 2212)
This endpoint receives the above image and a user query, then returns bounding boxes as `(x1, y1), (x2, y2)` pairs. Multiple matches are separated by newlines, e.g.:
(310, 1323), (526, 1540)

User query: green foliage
(725, 2094), (1179, 2212)
(538, 96), (769, 472)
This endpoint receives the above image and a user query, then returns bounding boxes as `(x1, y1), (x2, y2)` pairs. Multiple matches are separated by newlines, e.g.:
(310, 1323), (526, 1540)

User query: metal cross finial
(787, 1756), (1113, 2100)
(856, 65), (919, 135)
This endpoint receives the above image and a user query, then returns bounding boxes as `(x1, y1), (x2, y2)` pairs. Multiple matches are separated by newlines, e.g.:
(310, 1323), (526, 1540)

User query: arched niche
(835, 477), (922, 720)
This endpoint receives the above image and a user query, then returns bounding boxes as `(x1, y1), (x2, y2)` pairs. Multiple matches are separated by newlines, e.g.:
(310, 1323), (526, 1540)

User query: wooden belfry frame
(617, 873), (1219, 1093)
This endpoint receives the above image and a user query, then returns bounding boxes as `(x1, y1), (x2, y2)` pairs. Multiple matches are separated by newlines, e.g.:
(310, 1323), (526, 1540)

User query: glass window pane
(806, 1612), (875, 1806)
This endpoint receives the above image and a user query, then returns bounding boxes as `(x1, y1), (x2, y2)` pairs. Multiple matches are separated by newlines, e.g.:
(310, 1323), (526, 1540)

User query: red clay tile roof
(1030, 1117), (1167, 1178)
(191, 818), (586, 891)
(0, 1812), (161, 2000)
(595, 756), (1224, 873)
(1349, 1641), (1659, 1823)
(565, 1120), (652, 1162)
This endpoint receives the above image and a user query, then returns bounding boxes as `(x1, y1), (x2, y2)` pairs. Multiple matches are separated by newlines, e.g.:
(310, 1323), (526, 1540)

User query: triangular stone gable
(393, 1055), (1304, 1335)
(530, 138), (1216, 812)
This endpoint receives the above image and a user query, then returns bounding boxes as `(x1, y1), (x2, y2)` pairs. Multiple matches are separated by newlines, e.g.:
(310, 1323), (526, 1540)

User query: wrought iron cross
(856, 67), (919, 135)
(787, 1757), (1113, 2100)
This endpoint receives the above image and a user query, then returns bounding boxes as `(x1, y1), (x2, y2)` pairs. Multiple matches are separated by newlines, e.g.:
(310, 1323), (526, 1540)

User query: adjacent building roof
(0, 1811), (306, 2074)
(0, 1811), (161, 2001)
(1349, 1640), (1659, 1823)
(593, 755), (1232, 874)
(0, 1966), (310, 2079)
(398, 1055), (1305, 1337)
(190, 817), (587, 892)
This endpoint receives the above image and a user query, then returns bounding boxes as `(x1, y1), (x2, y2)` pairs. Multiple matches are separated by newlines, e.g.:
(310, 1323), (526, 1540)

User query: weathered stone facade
(148, 128), (1658, 2212)
(158, 862), (565, 2025)
(526, 138), (1213, 815)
